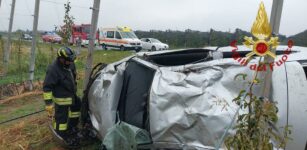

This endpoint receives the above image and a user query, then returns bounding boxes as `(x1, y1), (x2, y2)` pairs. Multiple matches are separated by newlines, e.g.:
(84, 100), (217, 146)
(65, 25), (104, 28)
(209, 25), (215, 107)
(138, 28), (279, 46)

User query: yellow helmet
(57, 47), (76, 62)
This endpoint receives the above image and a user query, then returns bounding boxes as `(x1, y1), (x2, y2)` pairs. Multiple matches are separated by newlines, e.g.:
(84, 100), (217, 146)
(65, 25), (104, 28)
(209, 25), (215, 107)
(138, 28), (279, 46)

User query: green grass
(0, 39), (133, 86)
(0, 70), (45, 85)
(0, 94), (44, 123)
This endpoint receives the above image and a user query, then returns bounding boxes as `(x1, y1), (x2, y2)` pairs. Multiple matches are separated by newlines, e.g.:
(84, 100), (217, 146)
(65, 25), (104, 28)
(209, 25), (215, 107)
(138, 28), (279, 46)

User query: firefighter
(43, 47), (81, 147)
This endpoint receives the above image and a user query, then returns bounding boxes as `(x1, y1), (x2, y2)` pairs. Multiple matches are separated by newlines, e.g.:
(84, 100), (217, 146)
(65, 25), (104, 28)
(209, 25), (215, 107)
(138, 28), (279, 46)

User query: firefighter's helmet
(57, 47), (76, 62)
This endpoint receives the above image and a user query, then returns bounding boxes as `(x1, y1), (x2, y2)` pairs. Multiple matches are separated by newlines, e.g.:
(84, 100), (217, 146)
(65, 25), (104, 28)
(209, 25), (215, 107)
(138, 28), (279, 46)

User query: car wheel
(120, 45), (125, 51)
(151, 46), (156, 51)
(102, 44), (107, 50)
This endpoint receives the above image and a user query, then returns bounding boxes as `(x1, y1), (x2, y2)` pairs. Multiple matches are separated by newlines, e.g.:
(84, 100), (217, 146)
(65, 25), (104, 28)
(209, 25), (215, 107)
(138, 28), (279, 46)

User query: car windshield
(151, 39), (161, 43)
(120, 31), (138, 39)
(83, 26), (91, 34)
(46, 32), (58, 36)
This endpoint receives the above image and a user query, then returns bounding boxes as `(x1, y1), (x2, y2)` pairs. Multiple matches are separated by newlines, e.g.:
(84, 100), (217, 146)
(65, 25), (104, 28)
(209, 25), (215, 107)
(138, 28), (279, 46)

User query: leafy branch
(57, 1), (74, 45)
(224, 57), (291, 150)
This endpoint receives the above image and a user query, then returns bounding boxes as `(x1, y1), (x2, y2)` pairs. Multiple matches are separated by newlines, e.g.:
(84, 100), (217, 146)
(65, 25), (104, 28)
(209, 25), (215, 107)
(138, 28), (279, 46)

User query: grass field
(0, 40), (134, 149)
(0, 38), (133, 84)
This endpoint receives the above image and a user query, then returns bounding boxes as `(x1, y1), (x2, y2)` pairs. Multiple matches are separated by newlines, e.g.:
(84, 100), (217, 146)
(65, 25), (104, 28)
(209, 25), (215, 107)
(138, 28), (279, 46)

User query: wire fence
(0, 33), (60, 85)
(0, 33), (65, 100)
(0, 32), (88, 99)
(0, 34), (66, 125)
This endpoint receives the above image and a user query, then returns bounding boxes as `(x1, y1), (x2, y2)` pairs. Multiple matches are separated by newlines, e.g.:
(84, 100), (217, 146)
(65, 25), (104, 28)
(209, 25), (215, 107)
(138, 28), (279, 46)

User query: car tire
(120, 45), (125, 51)
(102, 44), (107, 50)
(151, 46), (156, 51)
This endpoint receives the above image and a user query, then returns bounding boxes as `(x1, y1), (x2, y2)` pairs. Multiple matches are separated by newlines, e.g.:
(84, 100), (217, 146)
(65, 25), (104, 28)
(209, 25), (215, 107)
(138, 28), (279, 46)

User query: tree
(58, 1), (74, 45)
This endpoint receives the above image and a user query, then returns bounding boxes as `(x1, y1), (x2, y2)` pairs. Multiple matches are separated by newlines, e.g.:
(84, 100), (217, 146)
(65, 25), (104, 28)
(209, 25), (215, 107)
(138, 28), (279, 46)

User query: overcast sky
(0, 0), (306, 36)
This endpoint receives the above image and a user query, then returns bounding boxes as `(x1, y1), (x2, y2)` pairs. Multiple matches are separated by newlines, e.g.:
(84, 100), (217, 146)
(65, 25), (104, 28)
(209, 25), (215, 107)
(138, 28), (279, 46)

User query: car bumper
(81, 40), (98, 45)
(53, 40), (62, 43)
(125, 45), (142, 50)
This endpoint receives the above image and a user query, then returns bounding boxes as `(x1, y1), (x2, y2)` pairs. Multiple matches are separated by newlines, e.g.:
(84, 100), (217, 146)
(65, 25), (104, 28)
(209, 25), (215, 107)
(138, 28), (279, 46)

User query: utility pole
(28, 0), (40, 91)
(208, 28), (213, 46)
(83, 0), (101, 89)
(261, 0), (284, 98)
(270, 0), (284, 34)
(3, 0), (16, 74)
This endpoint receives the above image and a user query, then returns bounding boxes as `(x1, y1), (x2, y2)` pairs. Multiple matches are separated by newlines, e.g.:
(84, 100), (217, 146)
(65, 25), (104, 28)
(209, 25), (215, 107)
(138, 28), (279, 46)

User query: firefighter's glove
(45, 104), (54, 118)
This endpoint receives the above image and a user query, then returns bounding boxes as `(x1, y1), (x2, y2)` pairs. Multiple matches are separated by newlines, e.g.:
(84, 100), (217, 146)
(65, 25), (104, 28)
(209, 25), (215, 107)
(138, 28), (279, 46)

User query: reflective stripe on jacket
(43, 59), (77, 105)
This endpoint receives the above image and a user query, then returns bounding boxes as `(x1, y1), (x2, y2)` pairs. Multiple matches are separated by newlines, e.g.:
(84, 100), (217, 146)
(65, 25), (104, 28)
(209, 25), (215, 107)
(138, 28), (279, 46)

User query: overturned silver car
(85, 46), (307, 149)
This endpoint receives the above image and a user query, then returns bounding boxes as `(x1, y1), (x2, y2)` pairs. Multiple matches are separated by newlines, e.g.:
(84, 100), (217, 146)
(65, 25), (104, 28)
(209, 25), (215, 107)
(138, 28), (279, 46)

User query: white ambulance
(99, 27), (142, 52)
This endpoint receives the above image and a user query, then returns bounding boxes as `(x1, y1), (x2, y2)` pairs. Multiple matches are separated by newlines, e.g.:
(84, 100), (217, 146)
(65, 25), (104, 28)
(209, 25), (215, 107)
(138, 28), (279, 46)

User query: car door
(272, 62), (288, 132)
(42, 32), (49, 41)
(115, 31), (123, 48)
(106, 31), (116, 48)
(284, 61), (307, 150)
(142, 38), (151, 50)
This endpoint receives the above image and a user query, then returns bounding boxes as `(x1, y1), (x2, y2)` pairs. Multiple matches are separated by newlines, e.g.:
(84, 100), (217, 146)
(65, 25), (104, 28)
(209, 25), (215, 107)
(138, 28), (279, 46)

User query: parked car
(141, 38), (169, 51)
(42, 31), (62, 44)
(99, 27), (142, 52)
(22, 33), (32, 40)
(82, 46), (307, 149)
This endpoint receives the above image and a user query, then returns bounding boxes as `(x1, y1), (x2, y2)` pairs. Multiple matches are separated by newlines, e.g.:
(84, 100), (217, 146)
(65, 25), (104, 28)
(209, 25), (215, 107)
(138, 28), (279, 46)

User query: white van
(99, 27), (142, 52)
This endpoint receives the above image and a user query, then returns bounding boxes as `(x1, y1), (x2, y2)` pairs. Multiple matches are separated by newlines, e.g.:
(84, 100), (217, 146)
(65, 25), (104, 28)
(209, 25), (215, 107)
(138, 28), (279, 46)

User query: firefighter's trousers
(52, 96), (81, 138)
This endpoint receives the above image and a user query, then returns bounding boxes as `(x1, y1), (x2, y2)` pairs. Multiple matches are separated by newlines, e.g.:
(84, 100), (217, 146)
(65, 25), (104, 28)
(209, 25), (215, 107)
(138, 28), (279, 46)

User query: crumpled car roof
(88, 46), (307, 149)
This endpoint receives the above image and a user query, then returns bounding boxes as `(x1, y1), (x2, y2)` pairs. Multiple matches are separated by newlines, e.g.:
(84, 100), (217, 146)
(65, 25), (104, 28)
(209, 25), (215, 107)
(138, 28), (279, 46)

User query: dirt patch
(0, 114), (55, 150)
(0, 88), (99, 149)
(0, 91), (43, 105)
(0, 81), (43, 100)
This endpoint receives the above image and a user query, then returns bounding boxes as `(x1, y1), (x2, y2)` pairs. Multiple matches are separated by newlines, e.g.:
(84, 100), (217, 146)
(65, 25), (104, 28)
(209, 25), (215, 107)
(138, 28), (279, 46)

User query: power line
(41, 0), (90, 9)
(15, 12), (32, 17)
(0, 0), (33, 17)
(0, 109), (45, 125)
(0, 11), (32, 17)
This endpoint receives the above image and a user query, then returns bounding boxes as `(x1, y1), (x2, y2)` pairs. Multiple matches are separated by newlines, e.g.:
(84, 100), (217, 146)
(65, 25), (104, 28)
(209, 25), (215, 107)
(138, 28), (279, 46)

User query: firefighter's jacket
(43, 60), (77, 105)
